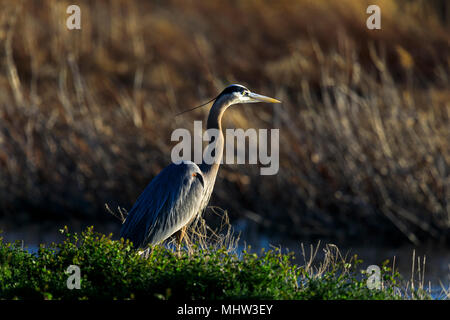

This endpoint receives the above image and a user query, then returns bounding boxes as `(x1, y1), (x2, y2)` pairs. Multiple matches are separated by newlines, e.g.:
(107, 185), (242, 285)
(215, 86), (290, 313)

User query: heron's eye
(192, 173), (197, 177)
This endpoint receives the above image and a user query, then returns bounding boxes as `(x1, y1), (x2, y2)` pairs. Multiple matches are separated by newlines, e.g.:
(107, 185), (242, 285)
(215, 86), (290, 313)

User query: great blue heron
(120, 84), (281, 249)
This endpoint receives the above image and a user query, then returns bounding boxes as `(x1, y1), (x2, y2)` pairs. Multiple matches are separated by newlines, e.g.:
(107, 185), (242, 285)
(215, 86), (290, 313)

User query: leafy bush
(297, 260), (401, 300)
(0, 227), (422, 300)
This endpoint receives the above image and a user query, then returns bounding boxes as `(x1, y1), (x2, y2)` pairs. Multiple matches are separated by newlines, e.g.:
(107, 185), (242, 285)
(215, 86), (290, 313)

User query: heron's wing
(120, 161), (204, 248)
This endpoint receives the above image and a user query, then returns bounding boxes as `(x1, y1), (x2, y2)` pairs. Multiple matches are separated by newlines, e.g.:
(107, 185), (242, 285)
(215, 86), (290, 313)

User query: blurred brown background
(0, 0), (448, 247)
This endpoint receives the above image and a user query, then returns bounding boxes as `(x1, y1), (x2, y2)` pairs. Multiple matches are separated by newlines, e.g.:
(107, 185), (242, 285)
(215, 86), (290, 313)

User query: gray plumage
(120, 161), (204, 247)
(120, 84), (280, 249)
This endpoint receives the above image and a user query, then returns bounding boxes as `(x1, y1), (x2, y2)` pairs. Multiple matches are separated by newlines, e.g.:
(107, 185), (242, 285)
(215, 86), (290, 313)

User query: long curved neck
(200, 96), (230, 185)
(206, 99), (227, 131)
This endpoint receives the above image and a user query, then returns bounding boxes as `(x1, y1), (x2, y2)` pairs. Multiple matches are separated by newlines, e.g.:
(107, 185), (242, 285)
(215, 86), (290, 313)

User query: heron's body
(120, 84), (280, 248)
(120, 161), (205, 247)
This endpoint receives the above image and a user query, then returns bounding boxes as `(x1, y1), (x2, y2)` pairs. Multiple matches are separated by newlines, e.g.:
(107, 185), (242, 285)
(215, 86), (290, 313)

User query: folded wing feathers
(120, 161), (204, 248)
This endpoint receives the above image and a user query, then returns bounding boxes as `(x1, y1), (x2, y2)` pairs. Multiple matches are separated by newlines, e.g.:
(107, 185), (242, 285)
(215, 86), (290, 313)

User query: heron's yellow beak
(248, 92), (281, 104)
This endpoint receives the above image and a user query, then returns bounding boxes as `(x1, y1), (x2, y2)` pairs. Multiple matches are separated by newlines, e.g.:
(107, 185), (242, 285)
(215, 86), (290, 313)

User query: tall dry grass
(0, 0), (448, 245)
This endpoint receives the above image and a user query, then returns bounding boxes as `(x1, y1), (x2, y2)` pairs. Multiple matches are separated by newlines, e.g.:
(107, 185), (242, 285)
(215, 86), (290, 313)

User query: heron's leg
(177, 226), (187, 244)
(175, 226), (187, 254)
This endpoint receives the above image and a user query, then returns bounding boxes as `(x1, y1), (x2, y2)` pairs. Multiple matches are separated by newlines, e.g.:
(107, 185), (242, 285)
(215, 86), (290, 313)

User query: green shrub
(0, 227), (422, 300)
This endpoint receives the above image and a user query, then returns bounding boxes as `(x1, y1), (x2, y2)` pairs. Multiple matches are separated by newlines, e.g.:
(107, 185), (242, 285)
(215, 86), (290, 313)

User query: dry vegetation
(0, 0), (448, 245)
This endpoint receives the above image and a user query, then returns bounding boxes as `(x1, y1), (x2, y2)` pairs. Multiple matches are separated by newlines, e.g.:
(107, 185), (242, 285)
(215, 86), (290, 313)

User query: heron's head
(215, 84), (281, 107)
